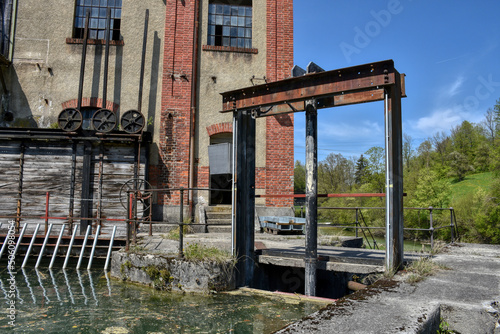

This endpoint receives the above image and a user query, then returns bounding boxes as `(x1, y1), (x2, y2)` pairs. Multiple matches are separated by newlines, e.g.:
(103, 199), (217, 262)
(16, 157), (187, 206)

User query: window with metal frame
(207, 1), (252, 49)
(73, 0), (122, 41)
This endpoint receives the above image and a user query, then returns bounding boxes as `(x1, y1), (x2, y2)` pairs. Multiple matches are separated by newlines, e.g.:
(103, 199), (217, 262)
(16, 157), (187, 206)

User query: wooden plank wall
(0, 140), (146, 238)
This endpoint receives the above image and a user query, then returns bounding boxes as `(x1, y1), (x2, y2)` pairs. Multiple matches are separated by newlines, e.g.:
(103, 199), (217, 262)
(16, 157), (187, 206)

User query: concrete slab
(276, 243), (500, 333)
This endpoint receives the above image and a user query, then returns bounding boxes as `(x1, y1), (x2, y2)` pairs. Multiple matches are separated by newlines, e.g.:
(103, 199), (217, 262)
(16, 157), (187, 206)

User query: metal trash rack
(258, 216), (306, 234)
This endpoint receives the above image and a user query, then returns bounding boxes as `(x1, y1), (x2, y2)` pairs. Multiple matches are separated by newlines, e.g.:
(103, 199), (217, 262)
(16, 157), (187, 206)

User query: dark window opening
(208, 1), (252, 49)
(73, 0), (122, 41)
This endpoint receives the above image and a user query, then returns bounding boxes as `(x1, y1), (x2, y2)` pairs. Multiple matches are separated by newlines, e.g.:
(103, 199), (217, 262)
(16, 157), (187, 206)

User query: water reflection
(1, 267), (324, 333)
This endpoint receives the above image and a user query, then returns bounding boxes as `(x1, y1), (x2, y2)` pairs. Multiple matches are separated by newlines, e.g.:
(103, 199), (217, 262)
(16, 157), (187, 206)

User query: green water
(0, 267), (322, 333)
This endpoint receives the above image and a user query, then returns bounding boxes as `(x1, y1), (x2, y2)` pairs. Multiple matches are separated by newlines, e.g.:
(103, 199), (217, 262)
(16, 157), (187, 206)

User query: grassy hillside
(450, 172), (494, 202)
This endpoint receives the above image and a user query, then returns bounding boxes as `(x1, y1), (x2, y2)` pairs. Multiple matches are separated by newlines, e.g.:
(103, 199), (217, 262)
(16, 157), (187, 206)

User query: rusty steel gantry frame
(221, 59), (406, 295)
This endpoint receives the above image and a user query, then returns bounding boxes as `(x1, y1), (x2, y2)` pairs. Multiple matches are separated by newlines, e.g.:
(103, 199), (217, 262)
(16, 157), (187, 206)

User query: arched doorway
(208, 133), (232, 205)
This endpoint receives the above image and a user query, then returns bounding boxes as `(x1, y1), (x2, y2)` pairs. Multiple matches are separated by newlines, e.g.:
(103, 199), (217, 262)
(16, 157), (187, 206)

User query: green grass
(450, 172), (494, 202)
(184, 242), (234, 264)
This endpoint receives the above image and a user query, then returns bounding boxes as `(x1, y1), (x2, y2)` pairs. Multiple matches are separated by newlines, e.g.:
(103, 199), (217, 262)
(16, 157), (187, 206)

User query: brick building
(0, 0), (294, 223)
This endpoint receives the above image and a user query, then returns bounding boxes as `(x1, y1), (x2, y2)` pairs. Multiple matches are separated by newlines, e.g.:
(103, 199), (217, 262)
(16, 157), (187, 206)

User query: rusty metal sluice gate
(223, 59), (406, 296)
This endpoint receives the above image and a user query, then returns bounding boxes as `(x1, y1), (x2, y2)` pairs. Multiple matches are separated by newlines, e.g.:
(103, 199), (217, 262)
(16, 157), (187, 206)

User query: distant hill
(450, 172), (494, 202)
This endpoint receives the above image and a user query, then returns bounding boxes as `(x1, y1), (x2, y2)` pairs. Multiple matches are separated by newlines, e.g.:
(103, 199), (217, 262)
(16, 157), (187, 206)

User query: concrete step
(207, 225), (231, 233)
(207, 218), (231, 226)
(205, 205), (232, 213)
(206, 212), (232, 219)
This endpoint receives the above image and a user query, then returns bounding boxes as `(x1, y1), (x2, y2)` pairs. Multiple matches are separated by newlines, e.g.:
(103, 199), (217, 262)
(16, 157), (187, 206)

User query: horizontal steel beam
(221, 60), (404, 115)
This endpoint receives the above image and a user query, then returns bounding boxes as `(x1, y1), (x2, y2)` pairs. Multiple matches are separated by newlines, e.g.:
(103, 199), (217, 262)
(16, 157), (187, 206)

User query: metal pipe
(44, 191), (50, 234)
(104, 225), (117, 271)
(179, 188), (184, 259)
(0, 234), (9, 259)
(450, 207), (454, 243)
(429, 207), (434, 250)
(76, 225), (91, 270)
(188, 0), (201, 219)
(137, 9), (149, 113)
(63, 226), (78, 269)
(15, 142), (25, 232)
(102, 7), (111, 108)
(8, 0), (18, 62)
(49, 224), (66, 269)
(12, 223), (27, 258)
(87, 224), (101, 269)
(126, 192), (132, 251)
(77, 10), (90, 111)
(304, 99), (318, 297)
(68, 142), (77, 232)
(384, 90), (391, 270)
(231, 115), (237, 255)
(22, 223), (40, 268)
(355, 209), (359, 238)
(35, 223), (54, 268)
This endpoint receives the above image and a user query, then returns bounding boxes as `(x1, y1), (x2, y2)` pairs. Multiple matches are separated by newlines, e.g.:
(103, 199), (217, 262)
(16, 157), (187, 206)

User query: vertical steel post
(68, 142), (77, 233)
(429, 207), (434, 250)
(450, 207), (454, 243)
(355, 209), (359, 238)
(384, 71), (404, 272)
(126, 192), (132, 252)
(138, 10), (149, 113)
(235, 110), (256, 287)
(179, 188), (184, 259)
(44, 192), (50, 235)
(305, 99), (318, 297)
(77, 10), (90, 111)
(102, 7), (111, 108)
(15, 142), (25, 233)
(80, 141), (92, 234)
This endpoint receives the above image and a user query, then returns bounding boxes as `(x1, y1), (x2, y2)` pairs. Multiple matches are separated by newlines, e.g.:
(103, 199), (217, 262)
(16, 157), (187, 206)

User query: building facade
(0, 0), (294, 223)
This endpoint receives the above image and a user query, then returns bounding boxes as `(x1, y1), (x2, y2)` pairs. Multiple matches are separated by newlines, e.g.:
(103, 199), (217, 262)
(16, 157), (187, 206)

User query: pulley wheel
(58, 108), (83, 132)
(119, 178), (152, 211)
(121, 109), (145, 134)
(91, 108), (117, 133)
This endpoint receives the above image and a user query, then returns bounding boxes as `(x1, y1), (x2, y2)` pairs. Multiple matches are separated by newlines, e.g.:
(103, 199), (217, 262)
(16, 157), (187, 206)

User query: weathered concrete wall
(5, 1), (164, 129)
(111, 250), (235, 293)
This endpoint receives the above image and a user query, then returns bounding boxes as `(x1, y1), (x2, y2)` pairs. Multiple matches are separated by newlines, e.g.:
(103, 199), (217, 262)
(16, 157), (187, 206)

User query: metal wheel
(58, 108), (83, 132)
(119, 178), (152, 213)
(121, 109), (145, 134)
(91, 108), (116, 133)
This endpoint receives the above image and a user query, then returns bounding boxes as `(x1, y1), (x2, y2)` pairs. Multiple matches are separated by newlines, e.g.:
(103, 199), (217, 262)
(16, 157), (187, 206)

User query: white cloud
(412, 107), (464, 136)
(445, 76), (464, 97)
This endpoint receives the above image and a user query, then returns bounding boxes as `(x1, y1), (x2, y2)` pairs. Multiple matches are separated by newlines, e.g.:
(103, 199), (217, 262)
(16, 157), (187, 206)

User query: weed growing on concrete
(437, 317), (456, 333)
(404, 257), (448, 283)
(165, 218), (193, 240)
(144, 265), (174, 290)
(184, 242), (234, 264)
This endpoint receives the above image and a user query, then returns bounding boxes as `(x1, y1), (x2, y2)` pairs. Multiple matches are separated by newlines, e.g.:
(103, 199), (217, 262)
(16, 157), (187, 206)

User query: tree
(417, 140), (432, 168)
(318, 153), (355, 193)
(481, 108), (497, 142)
(364, 147), (385, 193)
(402, 134), (414, 172)
(410, 168), (451, 209)
(354, 154), (369, 184)
(475, 179), (500, 243)
(431, 131), (451, 165)
(294, 160), (306, 194)
(447, 151), (474, 181)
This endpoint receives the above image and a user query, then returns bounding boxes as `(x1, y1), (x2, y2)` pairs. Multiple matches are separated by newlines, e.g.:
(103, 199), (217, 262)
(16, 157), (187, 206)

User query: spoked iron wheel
(58, 108), (83, 132)
(121, 109), (145, 134)
(119, 178), (152, 217)
(91, 108), (117, 133)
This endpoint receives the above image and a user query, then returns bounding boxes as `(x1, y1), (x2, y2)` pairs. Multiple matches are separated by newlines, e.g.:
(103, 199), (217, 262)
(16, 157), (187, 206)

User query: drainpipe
(188, 0), (200, 219)
(8, 0), (18, 62)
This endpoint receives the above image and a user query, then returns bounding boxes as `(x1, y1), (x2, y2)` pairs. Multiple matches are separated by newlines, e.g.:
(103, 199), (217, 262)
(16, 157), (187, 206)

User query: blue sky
(293, 0), (500, 162)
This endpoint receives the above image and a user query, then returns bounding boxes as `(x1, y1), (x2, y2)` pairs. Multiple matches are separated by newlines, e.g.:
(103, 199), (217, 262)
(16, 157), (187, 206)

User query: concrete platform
(276, 243), (500, 333)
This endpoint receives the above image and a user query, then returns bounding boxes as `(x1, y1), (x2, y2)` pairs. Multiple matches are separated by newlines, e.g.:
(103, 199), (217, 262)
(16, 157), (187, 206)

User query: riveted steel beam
(221, 60), (403, 115)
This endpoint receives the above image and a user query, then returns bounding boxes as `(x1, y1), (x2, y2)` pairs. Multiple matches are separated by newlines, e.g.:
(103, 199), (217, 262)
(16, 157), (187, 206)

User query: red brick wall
(206, 122), (233, 137)
(265, 0), (294, 207)
(154, 0), (196, 205)
(62, 98), (119, 112)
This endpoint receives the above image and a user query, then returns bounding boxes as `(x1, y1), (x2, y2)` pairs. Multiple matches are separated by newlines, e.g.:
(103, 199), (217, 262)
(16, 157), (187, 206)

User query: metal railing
(299, 206), (459, 250)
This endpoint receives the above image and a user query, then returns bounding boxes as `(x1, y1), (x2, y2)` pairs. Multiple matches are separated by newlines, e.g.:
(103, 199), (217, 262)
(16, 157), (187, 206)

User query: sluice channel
(0, 267), (323, 333)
